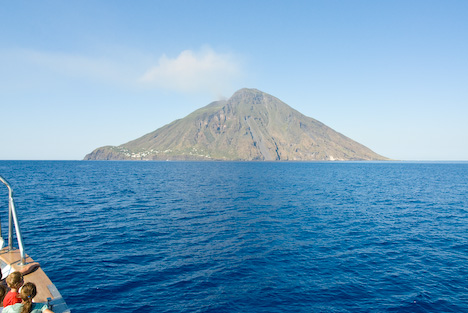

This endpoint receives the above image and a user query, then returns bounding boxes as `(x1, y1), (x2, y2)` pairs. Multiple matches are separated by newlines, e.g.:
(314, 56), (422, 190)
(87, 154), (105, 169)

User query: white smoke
(139, 47), (242, 95)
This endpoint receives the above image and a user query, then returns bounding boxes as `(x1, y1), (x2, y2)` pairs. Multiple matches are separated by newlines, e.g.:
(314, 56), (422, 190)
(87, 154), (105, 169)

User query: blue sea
(0, 161), (468, 312)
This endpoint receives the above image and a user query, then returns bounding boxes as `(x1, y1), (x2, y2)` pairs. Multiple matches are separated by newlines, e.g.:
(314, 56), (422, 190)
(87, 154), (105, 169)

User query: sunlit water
(1, 161), (467, 312)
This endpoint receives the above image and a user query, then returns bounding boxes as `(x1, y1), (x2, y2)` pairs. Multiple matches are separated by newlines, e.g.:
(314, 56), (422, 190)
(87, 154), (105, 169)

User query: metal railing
(0, 175), (27, 265)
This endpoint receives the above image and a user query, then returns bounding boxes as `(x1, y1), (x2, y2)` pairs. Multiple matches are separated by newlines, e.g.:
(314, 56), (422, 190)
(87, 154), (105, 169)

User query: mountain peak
(84, 88), (388, 161)
(228, 88), (266, 104)
(231, 87), (262, 96)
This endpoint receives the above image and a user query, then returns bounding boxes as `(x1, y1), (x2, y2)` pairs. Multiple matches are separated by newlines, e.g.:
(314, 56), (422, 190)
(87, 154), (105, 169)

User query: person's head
(6, 271), (23, 289)
(20, 282), (37, 313)
(0, 284), (7, 302)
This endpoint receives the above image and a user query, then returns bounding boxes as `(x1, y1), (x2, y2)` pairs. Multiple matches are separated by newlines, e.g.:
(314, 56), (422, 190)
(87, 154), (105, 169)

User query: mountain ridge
(84, 88), (388, 161)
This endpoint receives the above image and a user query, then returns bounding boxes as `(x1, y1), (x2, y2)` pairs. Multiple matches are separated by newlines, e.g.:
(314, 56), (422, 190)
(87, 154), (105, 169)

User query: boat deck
(1, 175), (71, 312)
(0, 248), (70, 312)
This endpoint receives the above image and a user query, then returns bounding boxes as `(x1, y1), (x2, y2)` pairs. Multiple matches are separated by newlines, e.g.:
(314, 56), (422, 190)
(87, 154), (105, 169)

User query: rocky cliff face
(84, 88), (388, 161)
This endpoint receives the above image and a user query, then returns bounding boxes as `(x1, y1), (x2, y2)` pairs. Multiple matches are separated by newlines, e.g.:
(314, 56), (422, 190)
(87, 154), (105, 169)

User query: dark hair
(0, 284), (7, 302)
(20, 282), (37, 313)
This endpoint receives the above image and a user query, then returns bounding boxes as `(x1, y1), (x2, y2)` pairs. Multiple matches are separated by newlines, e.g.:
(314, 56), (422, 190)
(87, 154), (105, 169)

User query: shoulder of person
(2, 303), (22, 313)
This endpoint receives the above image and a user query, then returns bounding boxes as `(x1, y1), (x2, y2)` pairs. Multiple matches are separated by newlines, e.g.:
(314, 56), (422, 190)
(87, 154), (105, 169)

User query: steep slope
(84, 88), (388, 161)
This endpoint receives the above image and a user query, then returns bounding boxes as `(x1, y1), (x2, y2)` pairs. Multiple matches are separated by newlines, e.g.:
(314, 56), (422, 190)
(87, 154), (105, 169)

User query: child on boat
(2, 272), (23, 308)
(2, 282), (53, 313)
(0, 284), (7, 312)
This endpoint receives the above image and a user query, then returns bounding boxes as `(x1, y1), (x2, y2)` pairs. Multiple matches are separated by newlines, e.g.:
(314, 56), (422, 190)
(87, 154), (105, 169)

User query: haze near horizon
(1, 1), (467, 161)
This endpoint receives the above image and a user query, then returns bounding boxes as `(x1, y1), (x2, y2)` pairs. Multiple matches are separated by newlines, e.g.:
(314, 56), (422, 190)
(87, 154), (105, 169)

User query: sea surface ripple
(0, 161), (467, 312)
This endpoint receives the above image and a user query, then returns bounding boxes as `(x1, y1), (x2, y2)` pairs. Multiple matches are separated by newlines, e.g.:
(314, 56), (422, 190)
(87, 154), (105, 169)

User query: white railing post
(0, 176), (27, 265)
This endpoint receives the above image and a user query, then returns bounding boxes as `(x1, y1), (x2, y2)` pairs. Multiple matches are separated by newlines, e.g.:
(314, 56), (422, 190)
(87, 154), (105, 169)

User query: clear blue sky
(1, 0), (467, 160)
